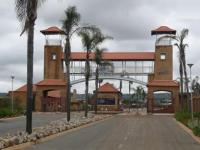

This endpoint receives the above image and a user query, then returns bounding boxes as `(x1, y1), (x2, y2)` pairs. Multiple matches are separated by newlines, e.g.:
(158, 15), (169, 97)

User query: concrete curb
(173, 118), (200, 144)
(0, 116), (24, 121)
(3, 116), (113, 150)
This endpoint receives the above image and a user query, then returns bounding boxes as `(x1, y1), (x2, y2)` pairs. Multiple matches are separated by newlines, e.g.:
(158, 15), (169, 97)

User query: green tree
(62, 6), (81, 122)
(94, 48), (112, 114)
(158, 29), (189, 102)
(175, 29), (189, 101)
(192, 76), (200, 96)
(15, 0), (46, 134)
(78, 28), (111, 117)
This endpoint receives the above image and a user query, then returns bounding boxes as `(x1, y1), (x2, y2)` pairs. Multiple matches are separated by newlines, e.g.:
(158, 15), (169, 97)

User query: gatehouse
(13, 26), (179, 113)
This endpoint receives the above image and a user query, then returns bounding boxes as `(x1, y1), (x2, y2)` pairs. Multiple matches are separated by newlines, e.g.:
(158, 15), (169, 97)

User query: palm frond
(15, 0), (46, 35)
(62, 6), (80, 35)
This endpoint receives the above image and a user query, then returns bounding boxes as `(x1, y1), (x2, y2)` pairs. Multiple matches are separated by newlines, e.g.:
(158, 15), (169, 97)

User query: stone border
(173, 118), (200, 144)
(2, 115), (113, 150)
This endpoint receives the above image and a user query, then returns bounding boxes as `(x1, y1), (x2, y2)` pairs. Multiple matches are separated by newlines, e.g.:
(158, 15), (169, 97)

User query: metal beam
(70, 76), (147, 86)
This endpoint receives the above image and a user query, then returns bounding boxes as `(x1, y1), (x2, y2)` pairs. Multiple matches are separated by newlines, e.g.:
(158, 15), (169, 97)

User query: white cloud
(0, 0), (200, 93)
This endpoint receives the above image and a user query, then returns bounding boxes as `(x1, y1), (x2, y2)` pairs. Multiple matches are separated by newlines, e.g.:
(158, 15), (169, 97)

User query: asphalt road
(26, 114), (200, 150)
(0, 113), (70, 136)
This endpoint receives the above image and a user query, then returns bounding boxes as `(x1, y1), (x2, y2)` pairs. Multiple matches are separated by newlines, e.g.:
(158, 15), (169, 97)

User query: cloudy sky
(0, 0), (199, 93)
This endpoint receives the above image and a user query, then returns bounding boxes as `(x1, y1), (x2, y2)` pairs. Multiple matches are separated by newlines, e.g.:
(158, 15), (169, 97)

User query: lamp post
(187, 63), (193, 121)
(11, 76), (15, 113)
(128, 81), (133, 112)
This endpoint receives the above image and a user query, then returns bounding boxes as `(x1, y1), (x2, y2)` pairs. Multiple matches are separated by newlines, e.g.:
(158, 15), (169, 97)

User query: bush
(0, 97), (23, 118)
(0, 108), (14, 118)
(175, 110), (191, 126)
(193, 126), (200, 136)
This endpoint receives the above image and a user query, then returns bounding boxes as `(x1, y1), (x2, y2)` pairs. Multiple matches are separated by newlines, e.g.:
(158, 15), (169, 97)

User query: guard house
(90, 83), (122, 111)
(147, 26), (179, 113)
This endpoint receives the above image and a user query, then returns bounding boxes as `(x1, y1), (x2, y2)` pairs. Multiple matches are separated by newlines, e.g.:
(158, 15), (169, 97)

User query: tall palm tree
(158, 29), (189, 102)
(15, 0), (46, 134)
(94, 48), (111, 114)
(174, 29), (189, 103)
(78, 28), (111, 117)
(62, 6), (80, 122)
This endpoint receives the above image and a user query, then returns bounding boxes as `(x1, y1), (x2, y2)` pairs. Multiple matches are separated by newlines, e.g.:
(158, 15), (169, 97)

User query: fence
(179, 94), (200, 112)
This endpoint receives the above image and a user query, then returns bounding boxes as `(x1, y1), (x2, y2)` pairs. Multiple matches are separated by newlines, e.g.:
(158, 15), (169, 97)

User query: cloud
(1, 0), (200, 93)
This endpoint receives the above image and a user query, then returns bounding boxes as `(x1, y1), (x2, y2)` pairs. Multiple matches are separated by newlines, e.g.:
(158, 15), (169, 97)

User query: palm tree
(175, 29), (189, 103)
(15, 0), (46, 134)
(62, 6), (81, 122)
(158, 29), (189, 102)
(78, 28), (111, 117)
(94, 48), (112, 114)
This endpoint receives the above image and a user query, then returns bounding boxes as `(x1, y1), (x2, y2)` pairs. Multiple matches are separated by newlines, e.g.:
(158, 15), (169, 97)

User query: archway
(153, 91), (173, 113)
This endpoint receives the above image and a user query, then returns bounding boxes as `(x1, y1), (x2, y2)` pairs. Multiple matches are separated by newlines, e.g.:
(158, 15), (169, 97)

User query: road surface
(0, 112), (76, 136)
(26, 114), (200, 150)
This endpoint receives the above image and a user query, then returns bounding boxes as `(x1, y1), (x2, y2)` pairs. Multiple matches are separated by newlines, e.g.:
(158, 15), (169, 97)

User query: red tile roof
(15, 84), (37, 92)
(147, 80), (179, 87)
(47, 90), (61, 98)
(98, 83), (120, 93)
(64, 52), (155, 61)
(40, 26), (66, 35)
(151, 26), (176, 35)
(36, 79), (66, 86)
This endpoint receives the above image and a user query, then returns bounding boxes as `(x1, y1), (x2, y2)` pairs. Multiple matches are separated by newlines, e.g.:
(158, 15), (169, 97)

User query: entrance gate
(39, 25), (180, 113)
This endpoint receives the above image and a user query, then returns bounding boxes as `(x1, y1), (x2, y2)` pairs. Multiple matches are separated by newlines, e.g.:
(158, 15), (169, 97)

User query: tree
(15, 0), (46, 134)
(175, 29), (189, 100)
(94, 48), (111, 114)
(78, 28), (111, 117)
(62, 6), (80, 122)
(192, 76), (200, 96)
(158, 29), (189, 102)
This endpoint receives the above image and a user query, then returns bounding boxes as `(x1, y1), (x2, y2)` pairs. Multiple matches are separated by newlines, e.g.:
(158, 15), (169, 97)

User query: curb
(173, 118), (200, 144)
(3, 116), (113, 150)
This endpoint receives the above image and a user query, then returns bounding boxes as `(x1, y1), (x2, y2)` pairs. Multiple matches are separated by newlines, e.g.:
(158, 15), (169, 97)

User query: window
(52, 53), (57, 60)
(160, 53), (166, 60)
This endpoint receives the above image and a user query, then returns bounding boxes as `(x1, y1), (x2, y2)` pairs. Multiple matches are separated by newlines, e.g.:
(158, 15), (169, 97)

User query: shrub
(193, 126), (200, 137)
(194, 112), (200, 126)
(0, 108), (14, 118)
(175, 109), (191, 126)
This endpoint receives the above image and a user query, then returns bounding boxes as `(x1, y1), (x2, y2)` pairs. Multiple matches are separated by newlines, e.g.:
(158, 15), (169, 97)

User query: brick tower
(147, 26), (179, 113)
(40, 27), (65, 80)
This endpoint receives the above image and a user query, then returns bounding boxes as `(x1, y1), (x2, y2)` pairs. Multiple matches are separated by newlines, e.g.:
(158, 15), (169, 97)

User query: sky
(0, 0), (200, 93)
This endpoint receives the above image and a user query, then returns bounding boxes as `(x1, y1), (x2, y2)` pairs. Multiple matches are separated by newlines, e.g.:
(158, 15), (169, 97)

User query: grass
(0, 97), (23, 118)
(175, 109), (200, 137)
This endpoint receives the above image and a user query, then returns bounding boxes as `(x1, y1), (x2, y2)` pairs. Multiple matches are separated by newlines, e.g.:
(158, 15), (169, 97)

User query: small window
(52, 53), (57, 60)
(160, 53), (166, 60)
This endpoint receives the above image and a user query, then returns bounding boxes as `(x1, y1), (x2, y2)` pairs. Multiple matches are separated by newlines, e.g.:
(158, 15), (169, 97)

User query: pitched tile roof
(40, 26), (66, 35)
(98, 83), (120, 93)
(36, 79), (66, 86)
(147, 80), (179, 87)
(15, 84), (37, 92)
(151, 26), (176, 35)
(65, 52), (155, 61)
(47, 90), (61, 98)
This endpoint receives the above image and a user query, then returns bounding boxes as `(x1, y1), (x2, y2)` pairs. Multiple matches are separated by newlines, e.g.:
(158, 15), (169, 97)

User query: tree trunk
(85, 50), (90, 117)
(65, 37), (71, 122)
(182, 52), (189, 99)
(94, 65), (99, 114)
(26, 23), (34, 134)
(179, 58), (184, 106)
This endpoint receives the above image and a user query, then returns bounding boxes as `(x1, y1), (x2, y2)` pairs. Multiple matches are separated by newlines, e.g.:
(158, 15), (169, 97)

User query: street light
(128, 81), (133, 112)
(11, 76), (15, 113)
(187, 63), (193, 121)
